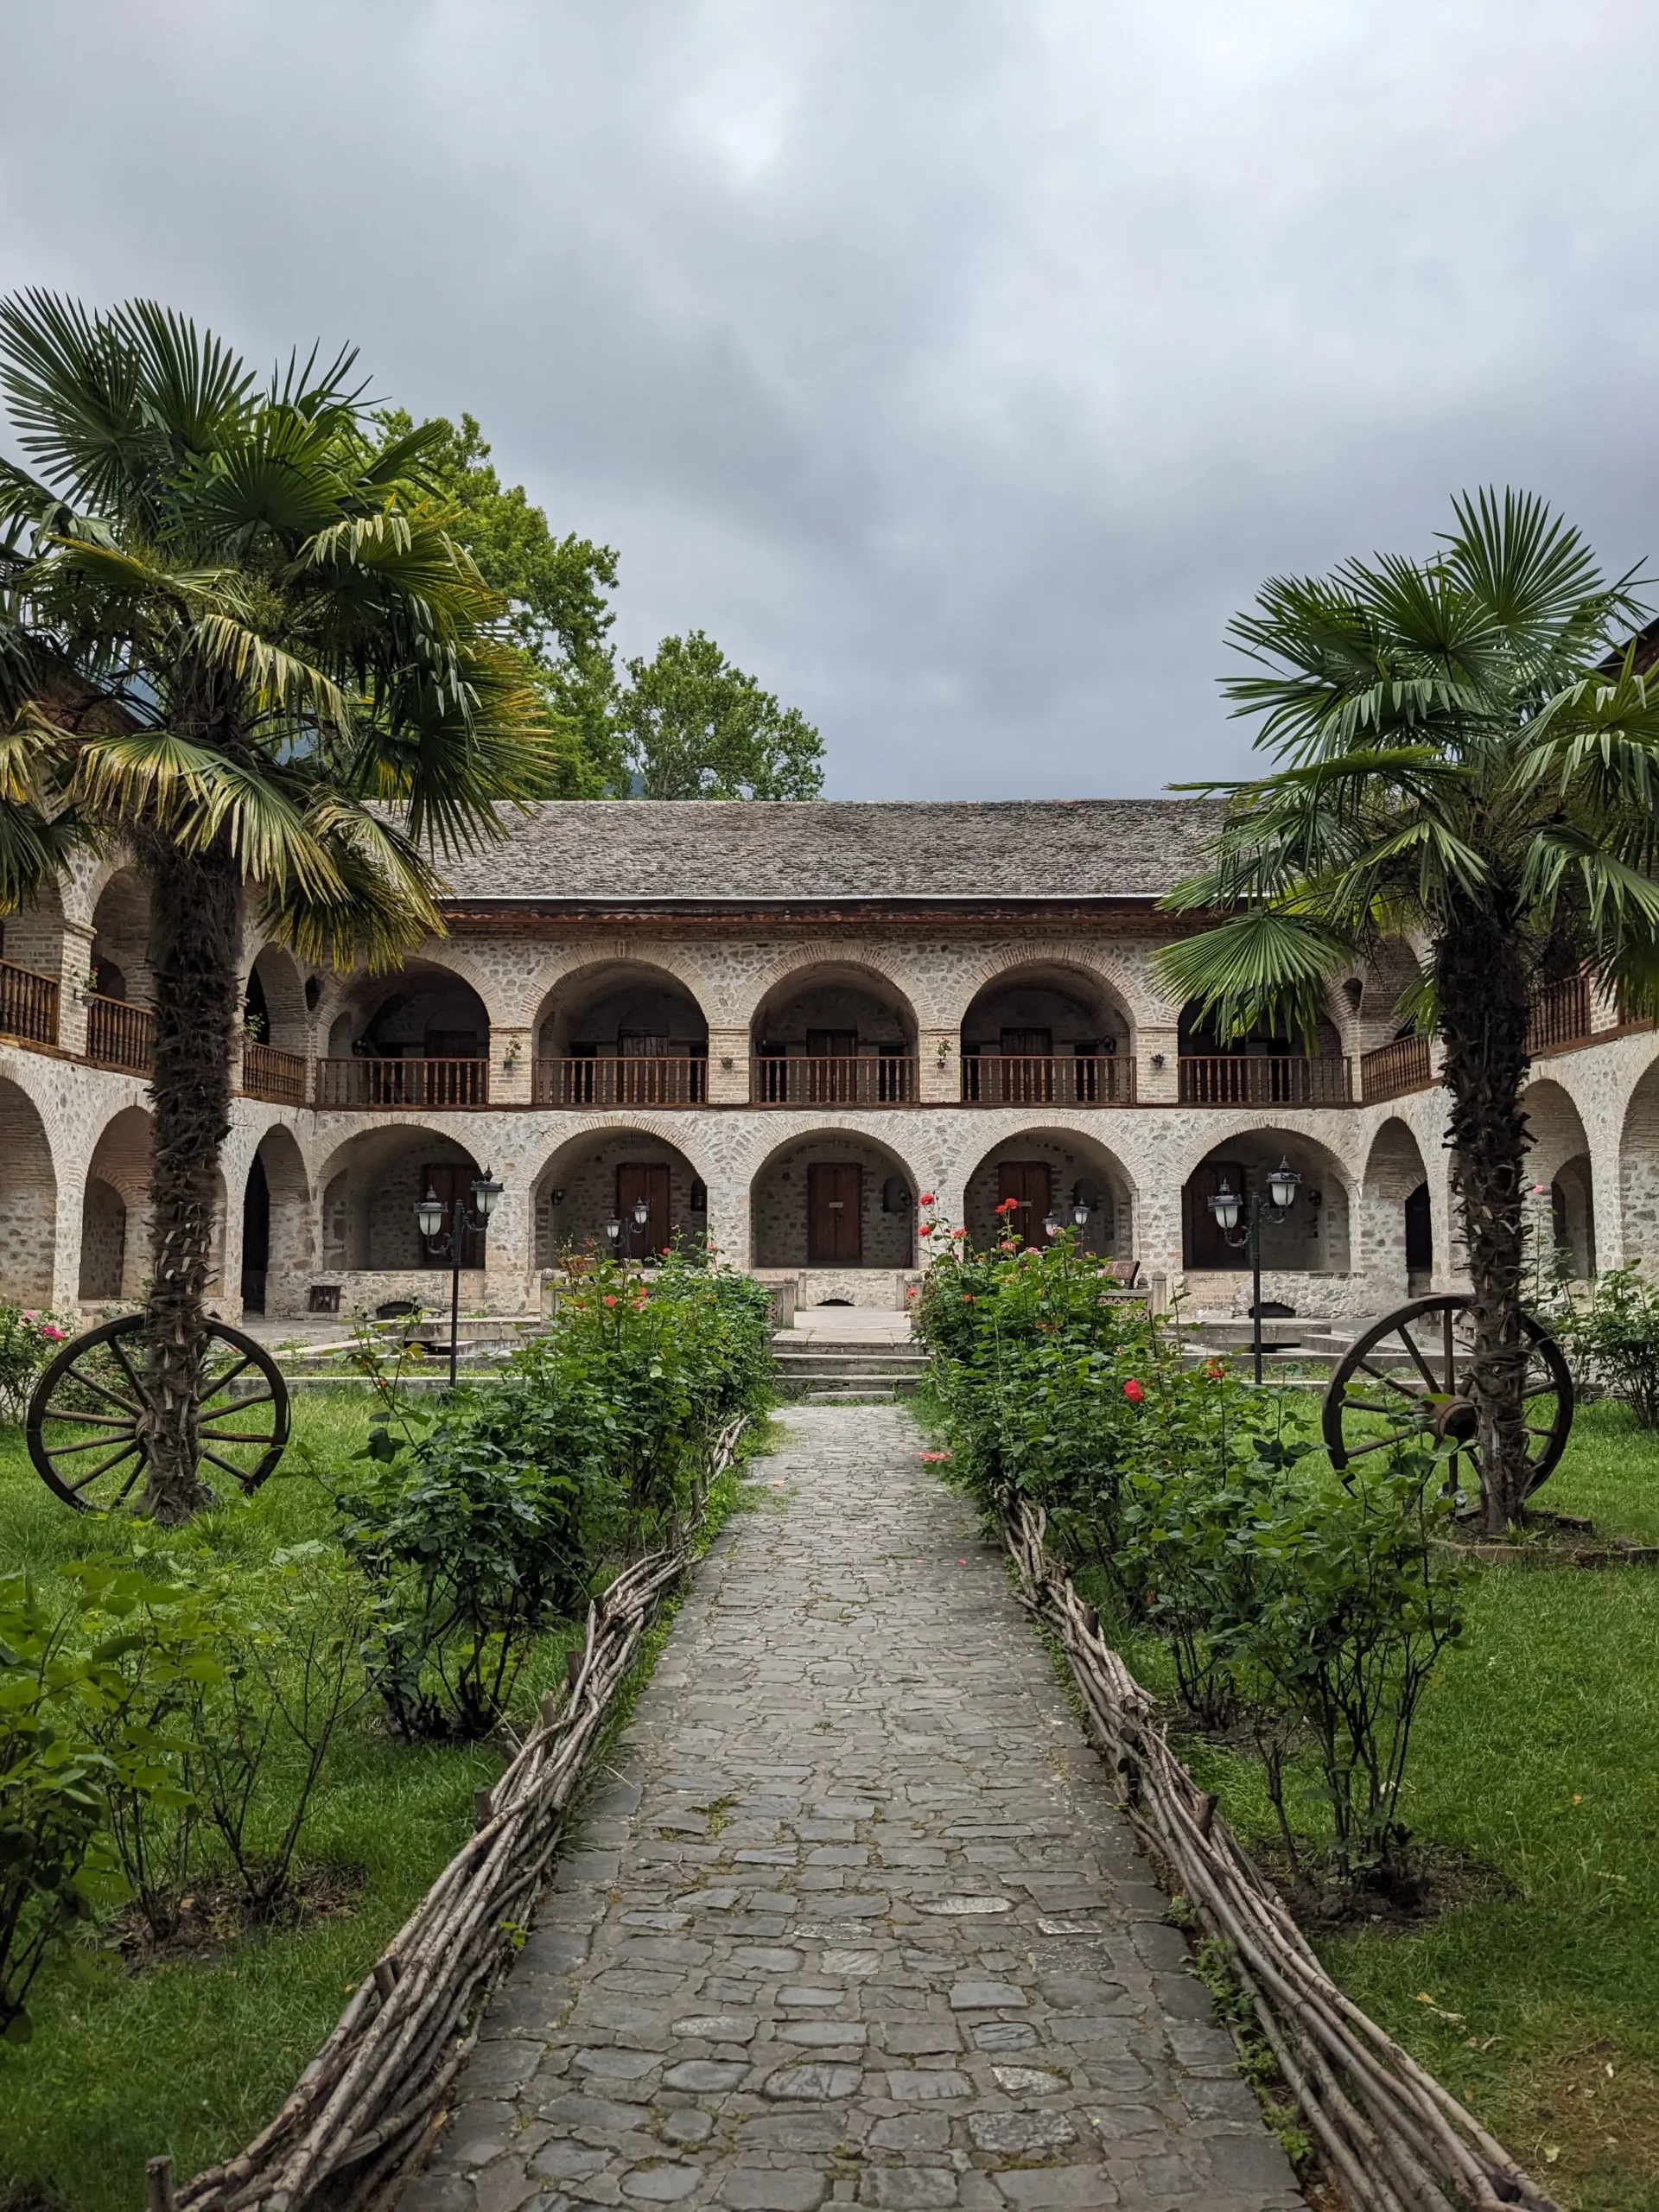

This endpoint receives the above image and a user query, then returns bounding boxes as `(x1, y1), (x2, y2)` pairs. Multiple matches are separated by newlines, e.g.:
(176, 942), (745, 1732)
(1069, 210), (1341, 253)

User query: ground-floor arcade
(3, 1028), (1657, 1324)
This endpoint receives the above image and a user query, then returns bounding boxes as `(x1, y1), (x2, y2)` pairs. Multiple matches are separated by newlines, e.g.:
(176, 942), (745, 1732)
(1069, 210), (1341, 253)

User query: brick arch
(1166, 1116), (1364, 1191)
(0, 1075), (58, 1304)
(730, 943), (928, 1035)
(529, 956), (713, 1054)
(956, 1122), (1138, 1262)
(531, 1122), (715, 1270)
(938, 941), (1165, 1033)
(506, 942), (714, 1031)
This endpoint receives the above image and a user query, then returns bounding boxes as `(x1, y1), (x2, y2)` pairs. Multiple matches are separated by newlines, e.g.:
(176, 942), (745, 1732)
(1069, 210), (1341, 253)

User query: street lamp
(1043, 1211), (1062, 1241)
(605, 1195), (653, 1264)
(1208, 1159), (1301, 1383)
(1072, 1199), (1091, 1230)
(415, 1167), (504, 1387)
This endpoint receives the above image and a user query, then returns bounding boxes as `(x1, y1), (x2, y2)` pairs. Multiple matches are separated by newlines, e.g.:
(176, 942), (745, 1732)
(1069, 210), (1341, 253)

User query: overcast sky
(3, 1), (1657, 798)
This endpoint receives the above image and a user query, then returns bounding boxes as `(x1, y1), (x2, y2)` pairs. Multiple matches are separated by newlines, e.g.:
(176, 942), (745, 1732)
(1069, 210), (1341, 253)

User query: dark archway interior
(242, 1153), (270, 1312)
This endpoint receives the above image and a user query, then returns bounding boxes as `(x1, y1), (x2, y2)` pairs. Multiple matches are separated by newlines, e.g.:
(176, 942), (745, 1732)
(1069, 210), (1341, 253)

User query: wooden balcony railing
(1360, 1034), (1434, 1104)
(535, 1056), (706, 1107)
(315, 1057), (489, 1109)
(751, 1055), (918, 1106)
(962, 1054), (1134, 1105)
(1179, 1054), (1352, 1106)
(1528, 974), (1592, 1054)
(241, 1041), (308, 1105)
(0, 959), (59, 1048)
(86, 994), (155, 1074)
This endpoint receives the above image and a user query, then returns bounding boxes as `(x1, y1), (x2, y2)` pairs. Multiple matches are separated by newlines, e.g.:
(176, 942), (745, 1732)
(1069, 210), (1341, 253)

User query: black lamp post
(416, 1167), (504, 1386)
(605, 1195), (653, 1265)
(1208, 1158), (1301, 1383)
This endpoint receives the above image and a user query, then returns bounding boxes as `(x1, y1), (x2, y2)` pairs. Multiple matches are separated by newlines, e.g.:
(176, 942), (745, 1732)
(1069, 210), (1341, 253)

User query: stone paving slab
(406, 1406), (1305, 2212)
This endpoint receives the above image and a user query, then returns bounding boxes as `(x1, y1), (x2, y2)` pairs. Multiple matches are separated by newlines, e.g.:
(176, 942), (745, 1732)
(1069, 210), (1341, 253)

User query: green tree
(371, 409), (622, 794)
(0, 294), (555, 1520)
(614, 629), (824, 798)
(1155, 490), (1659, 1532)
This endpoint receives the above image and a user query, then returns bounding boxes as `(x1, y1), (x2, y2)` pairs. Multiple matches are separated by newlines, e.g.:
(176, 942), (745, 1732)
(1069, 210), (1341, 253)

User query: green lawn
(1098, 1397), (1659, 2212)
(0, 1390), (765, 2212)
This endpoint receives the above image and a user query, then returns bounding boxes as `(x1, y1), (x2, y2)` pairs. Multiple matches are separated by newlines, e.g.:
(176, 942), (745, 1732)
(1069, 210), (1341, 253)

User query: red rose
(1122, 1378), (1145, 1404)
(603, 1295), (618, 1307)
(919, 1192), (936, 1206)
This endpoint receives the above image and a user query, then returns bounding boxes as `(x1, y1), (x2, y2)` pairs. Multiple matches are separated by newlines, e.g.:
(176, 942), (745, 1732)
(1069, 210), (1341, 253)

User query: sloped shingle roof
(436, 799), (1224, 905)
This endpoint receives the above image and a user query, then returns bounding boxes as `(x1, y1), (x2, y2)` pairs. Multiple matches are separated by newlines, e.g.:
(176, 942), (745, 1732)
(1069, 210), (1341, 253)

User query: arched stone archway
(245, 944), (309, 1056)
(314, 1125), (503, 1312)
(1619, 1061), (1659, 1270)
(532, 1125), (709, 1270)
(242, 1126), (312, 1317)
(321, 960), (493, 1109)
(1360, 1118), (1433, 1303)
(79, 1106), (152, 1303)
(1181, 1128), (1355, 1314)
(532, 960), (710, 1108)
(749, 963), (919, 1108)
(958, 1126), (1135, 1262)
(959, 963), (1135, 1107)
(0, 1077), (58, 1306)
(749, 1127), (922, 1305)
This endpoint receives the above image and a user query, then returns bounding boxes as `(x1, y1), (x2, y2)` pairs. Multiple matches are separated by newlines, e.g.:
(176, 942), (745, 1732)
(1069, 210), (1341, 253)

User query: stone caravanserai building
(0, 798), (1647, 1326)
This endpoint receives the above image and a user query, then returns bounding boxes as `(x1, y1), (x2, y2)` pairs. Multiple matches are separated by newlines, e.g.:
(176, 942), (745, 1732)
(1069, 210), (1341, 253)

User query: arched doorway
(1522, 1078), (1596, 1281)
(79, 1107), (152, 1303)
(1182, 1131), (1351, 1296)
(533, 962), (709, 1108)
(240, 1127), (312, 1317)
(0, 1078), (58, 1306)
(749, 1130), (918, 1286)
(961, 1128), (1135, 1262)
(532, 1128), (707, 1268)
(1362, 1119), (1434, 1301)
(322, 961), (492, 1108)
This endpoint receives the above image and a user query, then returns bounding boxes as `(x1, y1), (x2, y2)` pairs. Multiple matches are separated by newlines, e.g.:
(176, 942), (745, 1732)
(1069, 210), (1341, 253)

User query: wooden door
(997, 1160), (1052, 1249)
(617, 1162), (672, 1255)
(997, 1028), (1053, 1104)
(808, 1163), (862, 1264)
(421, 1162), (486, 1269)
(807, 1030), (858, 1104)
(1185, 1158), (1246, 1271)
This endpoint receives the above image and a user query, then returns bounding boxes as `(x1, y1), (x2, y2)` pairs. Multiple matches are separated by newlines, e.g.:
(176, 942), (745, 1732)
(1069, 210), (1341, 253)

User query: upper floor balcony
(0, 958), (60, 1051)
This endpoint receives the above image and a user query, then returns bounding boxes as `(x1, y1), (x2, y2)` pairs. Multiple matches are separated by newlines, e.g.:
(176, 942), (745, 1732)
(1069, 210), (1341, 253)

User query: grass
(0, 1389), (768, 2212)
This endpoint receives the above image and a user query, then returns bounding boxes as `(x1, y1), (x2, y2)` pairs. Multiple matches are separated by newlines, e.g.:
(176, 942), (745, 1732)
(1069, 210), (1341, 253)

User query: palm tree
(0, 294), (553, 1522)
(1156, 490), (1659, 1532)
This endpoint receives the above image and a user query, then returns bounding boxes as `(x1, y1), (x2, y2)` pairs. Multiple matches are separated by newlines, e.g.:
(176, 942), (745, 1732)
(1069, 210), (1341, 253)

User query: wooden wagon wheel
(1321, 1292), (1573, 1501)
(26, 1315), (291, 1511)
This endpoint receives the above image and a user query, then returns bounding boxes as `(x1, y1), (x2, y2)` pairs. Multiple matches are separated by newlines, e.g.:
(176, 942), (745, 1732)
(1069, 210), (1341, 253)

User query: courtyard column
(706, 1176), (748, 1273)
(58, 919), (96, 1058)
(484, 1181), (534, 1313)
(1135, 1174), (1184, 1298)
(918, 1032), (958, 1103)
(50, 1166), (86, 1315)
(491, 1027), (534, 1106)
(706, 1031), (750, 1105)
(1136, 1024), (1180, 1105)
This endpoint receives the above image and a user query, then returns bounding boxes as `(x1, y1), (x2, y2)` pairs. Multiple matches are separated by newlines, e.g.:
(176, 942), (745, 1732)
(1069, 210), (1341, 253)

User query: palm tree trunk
(140, 834), (241, 1522)
(1437, 906), (1533, 1532)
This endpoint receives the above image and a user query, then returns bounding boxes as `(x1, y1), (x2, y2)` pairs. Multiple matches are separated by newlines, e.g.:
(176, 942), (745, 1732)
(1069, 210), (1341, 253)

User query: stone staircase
(772, 1332), (928, 1405)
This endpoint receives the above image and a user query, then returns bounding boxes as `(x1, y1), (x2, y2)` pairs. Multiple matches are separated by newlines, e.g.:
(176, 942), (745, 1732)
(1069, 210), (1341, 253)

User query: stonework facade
(1, 801), (1654, 1325)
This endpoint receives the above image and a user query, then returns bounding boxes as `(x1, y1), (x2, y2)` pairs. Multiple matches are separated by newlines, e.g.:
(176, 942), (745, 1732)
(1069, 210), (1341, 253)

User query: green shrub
(1554, 1265), (1659, 1427)
(0, 1562), (216, 2037)
(0, 1308), (71, 1426)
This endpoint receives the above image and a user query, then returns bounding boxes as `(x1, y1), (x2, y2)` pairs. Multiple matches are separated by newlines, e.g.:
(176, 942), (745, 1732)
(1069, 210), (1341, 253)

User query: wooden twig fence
(1005, 1497), (1560, 2212)
(167, 1415), (750, 2212)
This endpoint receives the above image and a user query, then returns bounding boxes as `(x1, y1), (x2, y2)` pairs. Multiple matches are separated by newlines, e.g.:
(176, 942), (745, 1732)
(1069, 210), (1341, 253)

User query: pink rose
(603, 1295), (617, 1307)
(42, 1325), (64, 1342)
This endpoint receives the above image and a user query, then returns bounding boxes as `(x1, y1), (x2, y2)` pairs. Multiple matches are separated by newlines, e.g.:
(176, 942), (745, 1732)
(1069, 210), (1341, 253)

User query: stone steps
(772, 1338), (927, 1404)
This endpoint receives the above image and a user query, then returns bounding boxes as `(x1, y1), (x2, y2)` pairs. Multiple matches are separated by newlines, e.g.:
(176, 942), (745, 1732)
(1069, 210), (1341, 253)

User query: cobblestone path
(411, 1406), (1304, 2212)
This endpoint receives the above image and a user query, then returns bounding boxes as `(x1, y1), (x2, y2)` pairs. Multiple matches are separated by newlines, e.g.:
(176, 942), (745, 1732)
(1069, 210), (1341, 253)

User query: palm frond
(1154, 909), (1354, 1045)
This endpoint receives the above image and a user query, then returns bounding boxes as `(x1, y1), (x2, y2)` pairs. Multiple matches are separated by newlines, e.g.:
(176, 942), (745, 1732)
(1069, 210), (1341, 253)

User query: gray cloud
(3, 0), (1656, 796)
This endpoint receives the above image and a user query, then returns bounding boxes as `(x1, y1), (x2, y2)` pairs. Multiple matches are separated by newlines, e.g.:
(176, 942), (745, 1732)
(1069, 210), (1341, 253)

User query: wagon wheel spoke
(62, 1441), (145, 1490)
(200, 1447), (262, 1484)
(66, 1370), (143, 1418)
(43, 1429), (143, 1459)
(200, 1389), (276, 1421)
(1394, 1324), (1442, 1394)
(108, 1332), (148, 1404)
(38, 1410), (137, 1432)
(194, 1429), (278, 1446)
(1352, 1359), (1429, 1403)
(1340, 1397), (1407, 1414)
(201, 1352), (255, 1400)
(1340, 1429), (1426, 1459)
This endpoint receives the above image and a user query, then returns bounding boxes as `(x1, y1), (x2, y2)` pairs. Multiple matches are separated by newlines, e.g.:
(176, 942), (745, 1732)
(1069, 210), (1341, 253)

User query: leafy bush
(333, 1253), (772, 1738)
(1553, 1266), (1659, 1427)
(0, 1564), (211, 2037)
(0, 1307), (70, 1424)
(918, 1210), (1465, 1880)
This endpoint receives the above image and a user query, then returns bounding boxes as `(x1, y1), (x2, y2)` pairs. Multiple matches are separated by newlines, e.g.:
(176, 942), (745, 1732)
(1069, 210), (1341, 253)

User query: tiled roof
(435, 799), (1224, 904)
